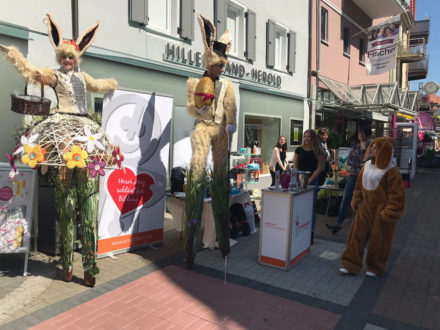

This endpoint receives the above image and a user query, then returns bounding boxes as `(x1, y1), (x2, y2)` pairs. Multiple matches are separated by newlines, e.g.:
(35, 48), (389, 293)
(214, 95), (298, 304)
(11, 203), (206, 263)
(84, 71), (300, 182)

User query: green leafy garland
(210, 169), (230, 258)
(184, 170), (206, 267)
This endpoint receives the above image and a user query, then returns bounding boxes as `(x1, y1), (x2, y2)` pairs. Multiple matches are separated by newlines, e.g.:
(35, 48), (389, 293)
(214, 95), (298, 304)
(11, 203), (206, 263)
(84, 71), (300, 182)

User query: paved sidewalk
(1, 170), (439, 329)
(30, 265), (340, 330)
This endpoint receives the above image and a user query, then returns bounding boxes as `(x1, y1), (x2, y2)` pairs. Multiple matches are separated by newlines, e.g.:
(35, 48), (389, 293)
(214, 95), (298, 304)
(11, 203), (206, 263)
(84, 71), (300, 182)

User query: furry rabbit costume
(340, 137), (405, 276)
(0, 14), (120, 286)
(184, 15), (236, 266)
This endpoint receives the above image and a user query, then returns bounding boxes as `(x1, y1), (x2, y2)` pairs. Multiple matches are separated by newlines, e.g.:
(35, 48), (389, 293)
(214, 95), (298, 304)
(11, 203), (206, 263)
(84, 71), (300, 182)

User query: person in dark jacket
(326, 128), (372, 234)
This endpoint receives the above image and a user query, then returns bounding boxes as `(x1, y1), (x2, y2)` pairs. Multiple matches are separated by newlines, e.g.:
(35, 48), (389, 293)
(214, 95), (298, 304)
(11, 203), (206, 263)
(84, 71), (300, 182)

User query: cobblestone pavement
(0, 171), (438, 329)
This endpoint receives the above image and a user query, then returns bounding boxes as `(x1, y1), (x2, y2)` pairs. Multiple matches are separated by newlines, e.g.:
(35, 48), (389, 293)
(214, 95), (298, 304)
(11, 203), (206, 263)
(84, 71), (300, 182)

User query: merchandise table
(319, 185), (345, 223)
(166, 191), (255, 249)
(259, 187), (314, 270)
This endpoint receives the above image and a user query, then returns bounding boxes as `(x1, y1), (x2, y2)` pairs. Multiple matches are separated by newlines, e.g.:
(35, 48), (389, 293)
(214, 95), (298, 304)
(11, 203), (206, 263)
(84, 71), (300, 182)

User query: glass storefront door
(244, 115), (281, 163)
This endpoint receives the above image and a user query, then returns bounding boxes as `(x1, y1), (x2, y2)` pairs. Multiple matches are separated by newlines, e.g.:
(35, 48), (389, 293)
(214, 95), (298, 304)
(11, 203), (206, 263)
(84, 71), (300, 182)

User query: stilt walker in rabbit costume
(0, 14), (121, 286)
(184, 15), (236, 267)
(339, 137), (405, 277)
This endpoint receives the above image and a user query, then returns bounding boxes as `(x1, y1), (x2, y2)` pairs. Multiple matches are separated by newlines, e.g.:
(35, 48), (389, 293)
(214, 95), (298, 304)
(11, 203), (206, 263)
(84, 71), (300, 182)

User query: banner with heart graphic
(98, 89), (173, 256)
(106, 168), (154, 215)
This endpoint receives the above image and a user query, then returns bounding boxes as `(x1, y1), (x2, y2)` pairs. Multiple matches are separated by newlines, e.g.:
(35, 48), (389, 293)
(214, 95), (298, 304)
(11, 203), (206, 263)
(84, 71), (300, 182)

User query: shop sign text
(163, 43), (282, 88)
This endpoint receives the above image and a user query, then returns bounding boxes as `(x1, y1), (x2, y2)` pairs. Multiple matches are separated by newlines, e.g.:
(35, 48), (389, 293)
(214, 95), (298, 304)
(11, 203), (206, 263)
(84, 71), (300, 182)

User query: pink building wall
(311, 0), (390, 86)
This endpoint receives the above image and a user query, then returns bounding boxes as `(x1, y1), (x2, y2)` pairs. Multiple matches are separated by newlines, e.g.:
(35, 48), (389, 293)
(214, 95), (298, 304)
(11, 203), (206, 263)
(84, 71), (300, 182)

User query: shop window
(359, 38), (365, 63)
(244, 115), (280, 163)
(321, 8), (328, 43)
(343, 27), (350, 55)
(290, 120), (303, 145)
(129, 0), (193, 39)
(226, 1), (245, 58)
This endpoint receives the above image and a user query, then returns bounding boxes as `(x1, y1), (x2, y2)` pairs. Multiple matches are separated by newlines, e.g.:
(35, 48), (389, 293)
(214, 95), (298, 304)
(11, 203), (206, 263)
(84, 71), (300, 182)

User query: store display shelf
(231, 152), (261, 157)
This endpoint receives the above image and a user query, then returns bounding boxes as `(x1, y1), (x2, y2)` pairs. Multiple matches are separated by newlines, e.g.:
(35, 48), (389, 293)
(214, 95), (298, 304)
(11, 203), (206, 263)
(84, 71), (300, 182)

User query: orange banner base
(98, 228), (163, 255)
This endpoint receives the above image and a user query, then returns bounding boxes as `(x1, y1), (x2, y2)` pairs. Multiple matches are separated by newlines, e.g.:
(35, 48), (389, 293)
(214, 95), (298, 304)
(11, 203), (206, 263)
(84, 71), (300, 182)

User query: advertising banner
(0, 164), (37, 275)
(98, 90), (173, 257)
(366, 15), (400, 75)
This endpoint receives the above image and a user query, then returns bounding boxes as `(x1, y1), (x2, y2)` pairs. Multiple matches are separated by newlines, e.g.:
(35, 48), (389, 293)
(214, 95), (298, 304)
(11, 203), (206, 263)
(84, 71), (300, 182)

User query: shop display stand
(258, 187), (314, 270)
(230, 151), (262, 191)
(0, 163), (37, 276)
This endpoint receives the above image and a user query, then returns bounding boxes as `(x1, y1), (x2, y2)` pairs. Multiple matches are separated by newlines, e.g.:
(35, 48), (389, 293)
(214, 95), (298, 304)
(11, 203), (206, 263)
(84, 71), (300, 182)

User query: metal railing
(398, 38), (426, 62)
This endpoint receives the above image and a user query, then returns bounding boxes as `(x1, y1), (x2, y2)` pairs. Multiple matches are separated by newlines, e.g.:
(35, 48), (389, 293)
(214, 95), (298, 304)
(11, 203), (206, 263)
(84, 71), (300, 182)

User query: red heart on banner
(107, 168), (155, 215)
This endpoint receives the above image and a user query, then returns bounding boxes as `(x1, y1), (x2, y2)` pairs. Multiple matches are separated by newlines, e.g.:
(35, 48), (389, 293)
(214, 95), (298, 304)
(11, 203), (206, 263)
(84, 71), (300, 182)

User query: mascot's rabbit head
(370, 136), (394, 169)
(46, 14), (99, 69)
(198, 14), (232, 69)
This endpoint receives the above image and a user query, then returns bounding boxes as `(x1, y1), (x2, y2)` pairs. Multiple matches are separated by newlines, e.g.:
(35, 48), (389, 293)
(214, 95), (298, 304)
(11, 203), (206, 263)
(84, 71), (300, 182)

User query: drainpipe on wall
(72, 0), (78, 72)
(307, 0), (313, 130)
(313, 0), (321, 129)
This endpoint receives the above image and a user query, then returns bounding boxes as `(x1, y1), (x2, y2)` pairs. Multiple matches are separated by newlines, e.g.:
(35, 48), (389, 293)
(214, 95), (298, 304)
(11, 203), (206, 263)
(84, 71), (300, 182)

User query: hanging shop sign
(163, 43), (282, 88)
(366, 15), (400, 75)
(97, 89), (173, 257)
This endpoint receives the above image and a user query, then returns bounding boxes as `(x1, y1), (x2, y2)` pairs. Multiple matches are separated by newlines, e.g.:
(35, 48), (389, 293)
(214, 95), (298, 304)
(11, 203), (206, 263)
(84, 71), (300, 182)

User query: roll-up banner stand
(98, 89), (173, 257)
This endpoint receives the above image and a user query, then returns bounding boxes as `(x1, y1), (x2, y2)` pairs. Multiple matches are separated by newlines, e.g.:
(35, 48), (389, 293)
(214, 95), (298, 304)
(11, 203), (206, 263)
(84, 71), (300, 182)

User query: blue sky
(411, 0), (438, 90)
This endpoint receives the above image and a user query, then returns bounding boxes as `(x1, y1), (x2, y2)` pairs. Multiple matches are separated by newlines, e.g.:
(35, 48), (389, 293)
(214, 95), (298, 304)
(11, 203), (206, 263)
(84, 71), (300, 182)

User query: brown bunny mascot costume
(184, 15), (236, 267)
(339, 136), (405, 276)
(0, 14), (120, 286)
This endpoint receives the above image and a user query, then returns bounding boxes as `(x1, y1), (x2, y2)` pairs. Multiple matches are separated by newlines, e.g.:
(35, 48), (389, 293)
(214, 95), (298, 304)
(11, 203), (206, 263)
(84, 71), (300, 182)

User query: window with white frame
(148, 0), (170, 32)
(226, 1), (245, 57)
(274, 24), (287, 70)
(129, 0), (182, 37)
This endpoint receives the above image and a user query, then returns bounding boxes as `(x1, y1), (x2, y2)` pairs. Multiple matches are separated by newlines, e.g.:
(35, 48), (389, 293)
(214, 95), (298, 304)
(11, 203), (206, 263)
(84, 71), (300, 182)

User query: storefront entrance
(244, 115), (281, 163)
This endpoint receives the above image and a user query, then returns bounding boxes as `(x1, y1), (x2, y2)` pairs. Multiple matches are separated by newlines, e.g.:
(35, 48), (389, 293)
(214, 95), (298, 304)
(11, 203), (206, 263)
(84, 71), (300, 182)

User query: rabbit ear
(46, 14), (63, 48)
(198, 15), (216, 50)
(76, 22), (99, 55)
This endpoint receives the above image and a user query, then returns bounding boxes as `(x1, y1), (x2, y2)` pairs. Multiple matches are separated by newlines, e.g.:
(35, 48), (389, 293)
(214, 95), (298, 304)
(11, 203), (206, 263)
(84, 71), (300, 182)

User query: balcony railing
(408, 56), (429, 81)
(398, 38), (426, 63)
(410, 19), (430, 42)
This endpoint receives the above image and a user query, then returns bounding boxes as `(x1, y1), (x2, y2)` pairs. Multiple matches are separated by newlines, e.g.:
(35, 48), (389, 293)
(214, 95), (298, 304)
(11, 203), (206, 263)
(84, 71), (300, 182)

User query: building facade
(309, 0), (419, 144)
(0, 0), (310, 170)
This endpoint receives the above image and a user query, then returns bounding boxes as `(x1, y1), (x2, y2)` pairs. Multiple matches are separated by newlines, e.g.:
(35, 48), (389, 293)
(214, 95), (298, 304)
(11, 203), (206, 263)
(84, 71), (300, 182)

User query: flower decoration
(21, 145), (46, 169)
(63, 145), (88, 169)
(14, 133), (40, 156)
(112, 147), (124, 168)
(74, 126), (104, 153)
(87, 157), (106, 177)
(187, 218), (198, 228)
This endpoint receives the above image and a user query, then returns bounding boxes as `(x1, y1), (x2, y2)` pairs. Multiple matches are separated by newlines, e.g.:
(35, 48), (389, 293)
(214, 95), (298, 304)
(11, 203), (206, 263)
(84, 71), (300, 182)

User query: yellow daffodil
(21, 144), (46, 168)
(63, 145), (88, 169)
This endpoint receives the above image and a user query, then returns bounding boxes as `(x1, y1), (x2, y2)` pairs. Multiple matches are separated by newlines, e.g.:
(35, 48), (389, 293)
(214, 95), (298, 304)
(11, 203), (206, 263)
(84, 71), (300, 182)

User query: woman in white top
(269, 136), (288, 186)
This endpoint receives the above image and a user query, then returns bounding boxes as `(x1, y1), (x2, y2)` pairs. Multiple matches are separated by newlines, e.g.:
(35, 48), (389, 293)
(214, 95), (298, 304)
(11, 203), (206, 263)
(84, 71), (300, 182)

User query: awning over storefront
(316, 75), (419, 119)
